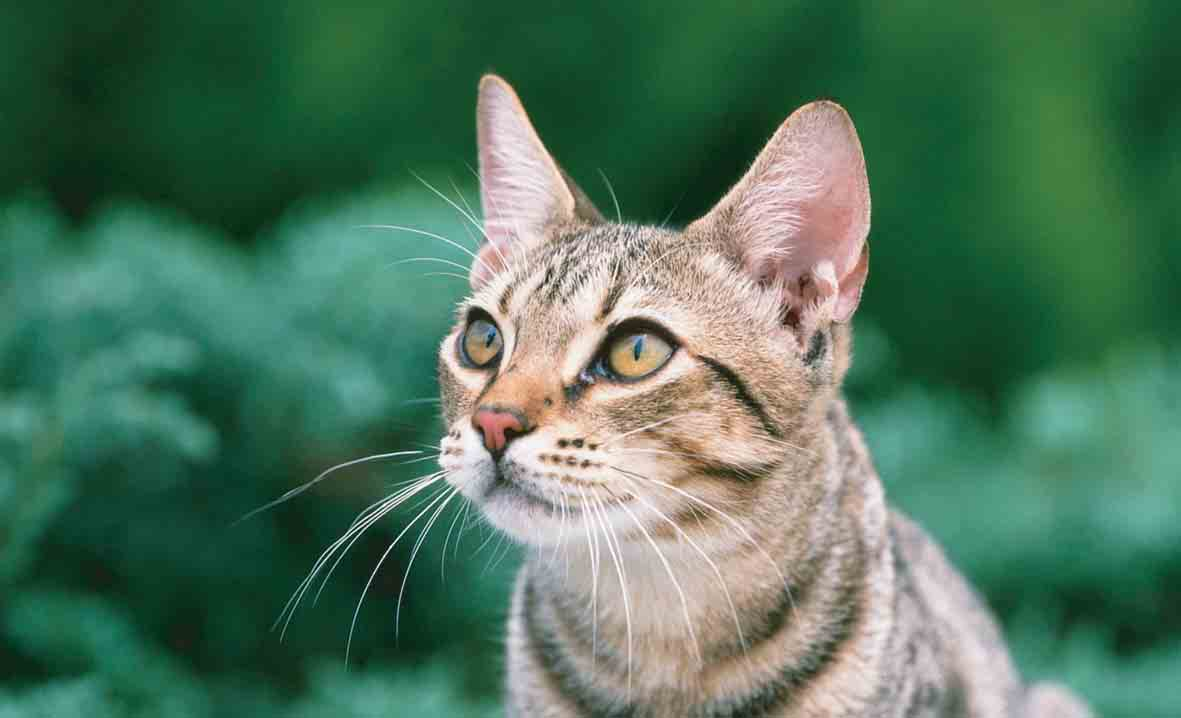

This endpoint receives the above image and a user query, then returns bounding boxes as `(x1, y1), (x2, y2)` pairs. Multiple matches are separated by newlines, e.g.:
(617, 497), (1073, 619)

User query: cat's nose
(472, 406), (530, 457)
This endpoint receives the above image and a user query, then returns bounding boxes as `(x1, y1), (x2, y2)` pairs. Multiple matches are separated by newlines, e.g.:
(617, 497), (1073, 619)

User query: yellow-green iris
(606, 332), (673, 379)
(461, 318), (503, 367)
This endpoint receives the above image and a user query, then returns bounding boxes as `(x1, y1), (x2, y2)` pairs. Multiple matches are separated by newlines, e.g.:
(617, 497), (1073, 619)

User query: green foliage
(0, 191), (509, 715)
(3, 2), (1179, 395)
(0, 191), (1177, 715)
(4, 4), (1177, 713)
(850, 334), (1181, 716)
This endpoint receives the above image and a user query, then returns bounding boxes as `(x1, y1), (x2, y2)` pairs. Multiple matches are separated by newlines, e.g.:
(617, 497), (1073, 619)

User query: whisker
(757, 434), (818, 457)
(449, 176), (480, 219)
(396, 485), (461, 639)
(614, 492), (701, 665)
(599, 412), (705, 448)
(275, 471), (443, 638)
(560, 492), (573, 581)
(588, 492), (633, 697)
(609, 447), (762, 485)
(626, 239), (711, 293)
(658, 192), (685, 228)
(610, 465), (795, 619)
(309, 472), (446, 609)
(361, 224), (497, 278)
(466, 161), (529, 273)
(614, 472), (749, 663)
(345, 472), (442, 532)
(597, 168), (622, 223)
(486, 530), (517, 574)
(423, 271), (469, 282)
(439, 497), (467, 582)
(577, 487), (601, 671)
(235, 450), (423, 525)
(387, 256), (472, 273)
(401, 397), (442, 405)
(455, 500), (477, 557)
(410, 171), (489, 247)
(548, 488), (569, 570)
(346, 483), (454, 663)
(448, 176), (486, 245)
(473, 519), (502, 558)
(394, 453), (446, 468)
(481, 530), (513, 576)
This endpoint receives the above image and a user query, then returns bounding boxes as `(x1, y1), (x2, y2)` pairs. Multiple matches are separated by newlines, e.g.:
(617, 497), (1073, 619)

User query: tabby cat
(436, 75), (1092, 718)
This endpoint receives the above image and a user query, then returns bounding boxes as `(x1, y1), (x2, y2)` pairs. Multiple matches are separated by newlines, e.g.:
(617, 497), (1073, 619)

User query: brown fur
(435, 75), (1093, 718)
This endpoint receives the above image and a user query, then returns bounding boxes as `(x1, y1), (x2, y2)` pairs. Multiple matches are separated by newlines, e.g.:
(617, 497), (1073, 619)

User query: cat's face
(438, 224), (803, 543)
(437, 76), (870, 546)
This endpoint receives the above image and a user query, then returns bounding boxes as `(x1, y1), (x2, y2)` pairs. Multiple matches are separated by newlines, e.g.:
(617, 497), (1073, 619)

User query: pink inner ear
(475, 76), (574, 286)
(725, 101), (871, 321)
(469, 240), (510, 288)
(834, 244), (869, 322)
(769, 148), (868, 285)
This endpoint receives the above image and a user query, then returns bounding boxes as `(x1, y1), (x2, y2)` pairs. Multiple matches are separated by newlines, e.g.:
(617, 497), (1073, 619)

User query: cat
(436, 75), (1093, 718)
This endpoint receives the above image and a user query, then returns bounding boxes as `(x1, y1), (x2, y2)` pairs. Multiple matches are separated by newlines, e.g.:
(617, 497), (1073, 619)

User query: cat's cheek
(439, 424), (498, 501)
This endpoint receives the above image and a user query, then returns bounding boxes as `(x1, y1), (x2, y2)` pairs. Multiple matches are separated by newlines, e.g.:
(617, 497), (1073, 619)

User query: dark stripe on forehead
(538, 264), (555, 293)
(538, 232), (593, 303)
(498, 276), (516, 314)
(598, 258), (626, 320)
(697, 356), (783, 440)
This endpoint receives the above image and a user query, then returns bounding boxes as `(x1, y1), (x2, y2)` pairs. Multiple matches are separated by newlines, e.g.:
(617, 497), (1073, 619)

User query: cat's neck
(525, 398), (888, 679)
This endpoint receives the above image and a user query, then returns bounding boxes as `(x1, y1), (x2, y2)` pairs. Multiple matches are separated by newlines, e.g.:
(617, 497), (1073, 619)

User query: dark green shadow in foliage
(1, 2), (1179, 715)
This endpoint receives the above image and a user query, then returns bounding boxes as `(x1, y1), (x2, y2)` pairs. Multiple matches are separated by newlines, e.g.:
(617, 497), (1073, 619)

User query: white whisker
(439, 497), (467, 582)
(423, 271), (469, 282)
(588, 493), (632, 697)
(388, 256), (473, 273)
(599, 412), (704, 448)
(614, 472), (749, 663)
(361, 224), (497, 278)
(396, 485), (461, 639)
(276, 471), (444, 639)
(597, 168), (622, 224)
(614, 492), (701, 665)
(236, 450), (423, 525)
(611, 465), (795, 617)
(310, 472), (445, 607)
(346, 484), (454, 663)
(410, 171), (489, 247)
(577, 487), (601, 671)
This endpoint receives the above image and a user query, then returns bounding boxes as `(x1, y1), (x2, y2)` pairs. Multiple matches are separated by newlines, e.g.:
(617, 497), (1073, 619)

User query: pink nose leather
(472, 408), (526, 454)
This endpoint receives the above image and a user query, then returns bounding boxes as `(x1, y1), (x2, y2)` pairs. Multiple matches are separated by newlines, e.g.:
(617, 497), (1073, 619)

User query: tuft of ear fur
(691, 101), (871, 331)
(473, 75), (601, 288)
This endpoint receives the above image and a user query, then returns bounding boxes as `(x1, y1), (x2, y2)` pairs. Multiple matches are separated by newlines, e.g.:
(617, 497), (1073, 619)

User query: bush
(1, 190), (1177, 715)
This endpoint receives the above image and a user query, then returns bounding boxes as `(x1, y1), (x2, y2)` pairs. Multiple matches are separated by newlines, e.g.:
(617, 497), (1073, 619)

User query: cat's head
(437, 76), (869, 545)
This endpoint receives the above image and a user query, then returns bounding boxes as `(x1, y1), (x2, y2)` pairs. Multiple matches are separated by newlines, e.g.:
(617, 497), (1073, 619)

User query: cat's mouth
(480, 459), (639, 517)
(483, 462), (572, 516)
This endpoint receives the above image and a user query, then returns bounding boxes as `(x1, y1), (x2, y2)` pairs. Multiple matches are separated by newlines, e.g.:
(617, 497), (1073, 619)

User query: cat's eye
(460, 317), (504, 368)
(604, 332), (674, 380)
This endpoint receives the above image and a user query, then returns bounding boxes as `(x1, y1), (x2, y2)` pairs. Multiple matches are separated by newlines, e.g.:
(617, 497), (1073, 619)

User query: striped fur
(433, 76), (1093, 717)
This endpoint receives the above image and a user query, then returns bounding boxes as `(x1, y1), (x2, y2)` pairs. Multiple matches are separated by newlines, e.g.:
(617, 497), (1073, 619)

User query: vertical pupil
(483, 326), (497, 349)
(632, 335), (644, 362)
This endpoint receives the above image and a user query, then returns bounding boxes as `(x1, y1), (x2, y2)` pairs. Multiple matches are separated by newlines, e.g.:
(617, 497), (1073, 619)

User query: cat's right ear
(473, 75), (602, 288)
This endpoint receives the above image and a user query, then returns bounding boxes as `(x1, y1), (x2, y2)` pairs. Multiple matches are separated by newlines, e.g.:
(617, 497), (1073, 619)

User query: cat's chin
(475, 474), (574, 546)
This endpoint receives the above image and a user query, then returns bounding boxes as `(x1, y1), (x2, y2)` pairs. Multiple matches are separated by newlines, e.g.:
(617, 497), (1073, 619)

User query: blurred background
(1, 2), (1178, 716)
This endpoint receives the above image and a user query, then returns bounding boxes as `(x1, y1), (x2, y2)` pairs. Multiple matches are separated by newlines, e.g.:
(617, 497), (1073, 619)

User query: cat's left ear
(691, 100), (870, 330)
(473, 75), (602, 288)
